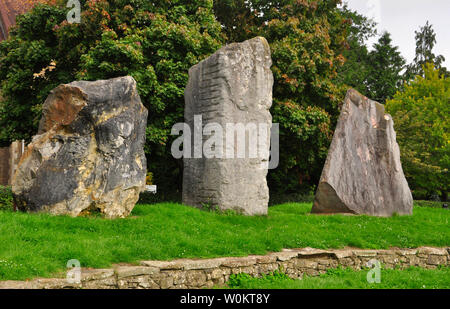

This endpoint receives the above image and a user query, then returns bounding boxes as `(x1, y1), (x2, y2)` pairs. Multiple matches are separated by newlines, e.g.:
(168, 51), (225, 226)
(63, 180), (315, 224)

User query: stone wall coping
(140, 260), (184, 270)
(416, 247), (448, 256)
(81, 269), (115, 281)
(115, 266), (159, 279)
(0, 246), (448, 289)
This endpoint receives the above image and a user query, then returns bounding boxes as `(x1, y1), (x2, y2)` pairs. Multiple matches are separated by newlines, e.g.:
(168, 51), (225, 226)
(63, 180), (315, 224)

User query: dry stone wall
(0, 247), (448, 289)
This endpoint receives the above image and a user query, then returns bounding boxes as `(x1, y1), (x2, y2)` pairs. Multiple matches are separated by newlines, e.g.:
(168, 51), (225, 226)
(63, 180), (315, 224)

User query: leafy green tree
(405, 21), (448, 80)
(366, 32), (406, 103)
(0, 3), (66, 144)
(213, 0), (258, 43)
(386, 63), (449, 201)
(0, 0), (224, 196)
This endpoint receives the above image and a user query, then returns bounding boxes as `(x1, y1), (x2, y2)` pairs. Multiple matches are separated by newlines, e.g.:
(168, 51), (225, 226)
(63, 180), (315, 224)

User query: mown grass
(0, 202), (448, 281)
(225, 266), (450, 289)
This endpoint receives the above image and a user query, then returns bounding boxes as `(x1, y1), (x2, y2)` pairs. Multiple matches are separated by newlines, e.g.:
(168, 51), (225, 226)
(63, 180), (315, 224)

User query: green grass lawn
(0, 202), (448, 281)
(224, 266), (450, 289)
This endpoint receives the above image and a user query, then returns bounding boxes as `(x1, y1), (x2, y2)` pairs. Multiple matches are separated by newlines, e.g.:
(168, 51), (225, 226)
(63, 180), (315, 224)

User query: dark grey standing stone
(12, 76), (148, 218)
(312, 89), (413, 217)
(183, 37), (274, 215)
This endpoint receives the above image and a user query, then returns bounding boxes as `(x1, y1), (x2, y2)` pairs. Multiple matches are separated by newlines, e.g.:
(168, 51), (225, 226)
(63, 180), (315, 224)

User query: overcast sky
(341, 0), (450, 68)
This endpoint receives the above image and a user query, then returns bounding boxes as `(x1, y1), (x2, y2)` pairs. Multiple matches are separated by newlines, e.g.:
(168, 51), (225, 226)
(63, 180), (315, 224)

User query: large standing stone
(183, 37), (273, 215)
(311, 89), (413, 216)
(12, 76), (148, 218)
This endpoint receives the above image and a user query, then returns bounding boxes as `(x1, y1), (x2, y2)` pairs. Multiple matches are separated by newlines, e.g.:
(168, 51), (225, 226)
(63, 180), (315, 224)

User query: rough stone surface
(0, 247), (447, 289)
(183, 37), (273, 215)
(312, 89), (413, 216)
(12, 76), (148, 218)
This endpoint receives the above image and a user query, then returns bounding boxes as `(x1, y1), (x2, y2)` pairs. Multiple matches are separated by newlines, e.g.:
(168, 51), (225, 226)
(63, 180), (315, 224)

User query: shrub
(0, 186), (14, 211)
(414, 200), (445, 208)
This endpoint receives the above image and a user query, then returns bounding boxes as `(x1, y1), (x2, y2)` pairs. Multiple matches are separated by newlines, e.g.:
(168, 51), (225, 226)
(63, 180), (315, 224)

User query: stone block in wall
(427, 255), (447, 265)
(115, 266), (159, 279)
(185, 271), (207, 288)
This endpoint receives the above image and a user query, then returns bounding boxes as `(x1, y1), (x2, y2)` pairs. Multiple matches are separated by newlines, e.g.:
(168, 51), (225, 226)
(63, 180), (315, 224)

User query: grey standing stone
(312, 89), (413, 216)
(183, 37), (274, 215)
(12, 76), (148, 218)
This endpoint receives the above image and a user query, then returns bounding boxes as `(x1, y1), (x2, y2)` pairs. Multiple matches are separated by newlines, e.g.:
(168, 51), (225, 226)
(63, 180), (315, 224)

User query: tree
(365, 32), (406, 104)
(0, 3), (66, 144)
(213, 0), (258, 43)
(336, 4), (377, 96)
(0, 0), (224, 197)
(386, 63), (449, 201)
(405, 21), (448, 80)
(336, 7), (405, 104)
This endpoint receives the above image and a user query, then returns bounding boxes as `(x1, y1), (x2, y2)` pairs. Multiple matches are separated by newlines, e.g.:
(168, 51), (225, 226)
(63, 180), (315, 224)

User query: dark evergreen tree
(336, 4), (377, 96)
(366, 32), (406, 103)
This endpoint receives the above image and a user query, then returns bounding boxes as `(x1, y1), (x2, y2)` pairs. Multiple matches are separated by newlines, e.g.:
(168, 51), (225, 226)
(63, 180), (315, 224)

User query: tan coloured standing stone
(12, 76), (148, 218)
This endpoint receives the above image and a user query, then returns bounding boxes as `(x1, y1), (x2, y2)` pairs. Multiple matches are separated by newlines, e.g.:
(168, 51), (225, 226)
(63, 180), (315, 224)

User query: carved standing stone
(183, 37), (273, 215)
(12, 76), (148, 218)
(312, 89), (413, 217)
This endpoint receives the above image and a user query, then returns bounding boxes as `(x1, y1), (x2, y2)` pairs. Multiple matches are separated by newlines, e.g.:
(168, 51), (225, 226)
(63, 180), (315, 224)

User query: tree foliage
(405, 21), (448, 80)
(0, 3), (66, 144)
(336, 4), (376, 97)
(337, 7), (405, 104)
(386, 63), (449, 201)
(365, 32), (406, 103)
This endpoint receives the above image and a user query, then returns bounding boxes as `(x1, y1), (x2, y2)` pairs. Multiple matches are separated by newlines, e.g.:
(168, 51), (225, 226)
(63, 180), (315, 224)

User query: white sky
(341, 0), (450, 68)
